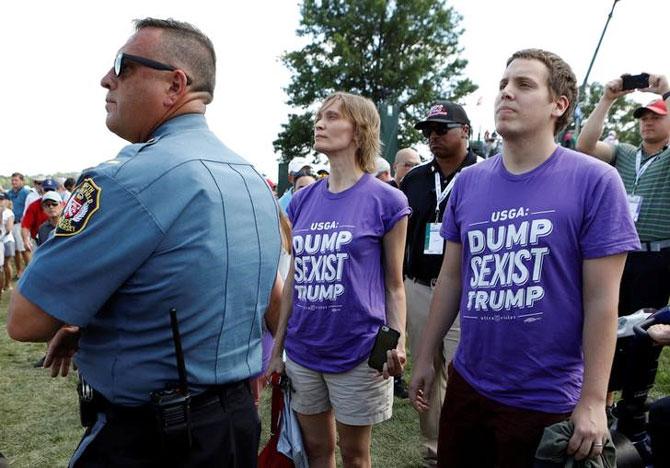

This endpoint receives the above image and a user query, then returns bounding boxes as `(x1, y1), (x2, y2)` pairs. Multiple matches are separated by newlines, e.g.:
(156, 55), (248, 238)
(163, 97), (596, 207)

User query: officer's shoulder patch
(55, 178), (101, 237)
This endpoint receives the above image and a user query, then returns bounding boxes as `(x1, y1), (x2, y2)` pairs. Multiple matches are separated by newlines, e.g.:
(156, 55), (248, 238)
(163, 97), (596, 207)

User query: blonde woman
(268, 92), (410, 467)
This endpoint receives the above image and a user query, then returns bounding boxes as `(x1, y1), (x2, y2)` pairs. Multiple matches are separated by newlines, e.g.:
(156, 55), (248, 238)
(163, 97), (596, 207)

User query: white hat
(288, 157), (312, 175)
(41, 191), (62, 205)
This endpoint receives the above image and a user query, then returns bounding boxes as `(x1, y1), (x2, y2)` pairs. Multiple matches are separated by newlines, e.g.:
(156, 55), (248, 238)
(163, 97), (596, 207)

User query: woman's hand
(382, 348), (406, 379)
(265, 355), (285, 378)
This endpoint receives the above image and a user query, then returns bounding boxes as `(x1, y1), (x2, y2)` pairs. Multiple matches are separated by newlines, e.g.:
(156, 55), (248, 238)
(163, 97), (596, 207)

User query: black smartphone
(368, 325), (401, 372)
(621, 73), (650, 91)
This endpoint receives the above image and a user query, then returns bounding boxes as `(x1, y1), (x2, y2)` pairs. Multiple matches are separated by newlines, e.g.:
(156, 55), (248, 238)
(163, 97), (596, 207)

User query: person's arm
(7, 288), (63, 342)
(641, 73), (670, 105)
(20, 207), (34, 251)
(409, 240), (462, 411)
(264, 272), (284, 336)
(567, 253), (627, 460)
(266, 260), (295, 376)
(5, 213), (14, 236)
(382, 216), (408, 378)
(576, 78), (632, 163)
(21, 226), (32, 251)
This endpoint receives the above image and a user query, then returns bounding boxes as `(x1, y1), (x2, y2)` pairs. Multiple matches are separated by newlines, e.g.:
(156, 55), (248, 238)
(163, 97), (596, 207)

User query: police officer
(400, 101), (480, 467)
(7, 18), (280, 467)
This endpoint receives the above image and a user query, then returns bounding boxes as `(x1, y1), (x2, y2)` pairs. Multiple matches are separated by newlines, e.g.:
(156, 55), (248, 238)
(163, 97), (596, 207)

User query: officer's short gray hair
(134, 18), (217, 104)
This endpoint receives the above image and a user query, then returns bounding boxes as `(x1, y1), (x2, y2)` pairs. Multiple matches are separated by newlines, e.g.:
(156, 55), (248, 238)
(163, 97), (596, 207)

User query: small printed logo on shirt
(55, 178), (101, 237)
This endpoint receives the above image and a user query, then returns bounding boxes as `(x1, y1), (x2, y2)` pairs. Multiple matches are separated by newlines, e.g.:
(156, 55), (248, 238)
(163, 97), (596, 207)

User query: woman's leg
(336, 422), (372, 468)
(296, 410), (337, 468)
(3, 260), (10, 290)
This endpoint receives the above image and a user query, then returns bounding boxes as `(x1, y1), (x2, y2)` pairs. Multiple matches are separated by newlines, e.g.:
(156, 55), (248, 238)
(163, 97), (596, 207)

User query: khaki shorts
(285, 356), (393, 426)
(12, 225), (24, 252)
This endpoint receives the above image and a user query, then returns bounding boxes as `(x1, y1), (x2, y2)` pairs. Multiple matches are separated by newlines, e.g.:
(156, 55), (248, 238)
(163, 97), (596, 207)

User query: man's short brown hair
(506, 49), (577, 135)
(134, 18), (217, 104)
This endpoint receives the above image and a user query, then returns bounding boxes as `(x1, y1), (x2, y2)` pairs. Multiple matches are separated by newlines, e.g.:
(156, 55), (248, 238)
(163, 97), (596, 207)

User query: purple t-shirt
(286, 173), (410, 373)
(441, 147), (640, 413)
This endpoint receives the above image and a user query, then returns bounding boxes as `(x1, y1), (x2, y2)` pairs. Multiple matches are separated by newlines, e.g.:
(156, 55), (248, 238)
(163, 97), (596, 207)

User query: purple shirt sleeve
(580, 168), (640, 258)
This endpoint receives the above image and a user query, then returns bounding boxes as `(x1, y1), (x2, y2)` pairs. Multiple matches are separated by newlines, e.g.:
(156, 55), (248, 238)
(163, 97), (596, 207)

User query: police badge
(55, 178), (101, 237)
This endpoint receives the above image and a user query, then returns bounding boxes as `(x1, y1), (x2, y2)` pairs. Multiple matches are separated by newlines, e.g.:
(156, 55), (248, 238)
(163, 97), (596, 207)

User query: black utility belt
(638, 239), (670, 252)
(78, 378), (248, 425)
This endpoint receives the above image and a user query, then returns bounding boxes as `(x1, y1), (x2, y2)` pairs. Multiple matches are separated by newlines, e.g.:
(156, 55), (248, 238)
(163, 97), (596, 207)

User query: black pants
(650, 397), (670, 468)
(618, 250), (670, 316)
(71, 382), (260, 468)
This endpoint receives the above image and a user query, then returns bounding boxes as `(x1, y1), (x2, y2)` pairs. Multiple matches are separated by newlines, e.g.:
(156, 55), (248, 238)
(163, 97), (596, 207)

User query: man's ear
(552, 96), (570, 118)
(165, 70), (189, 104)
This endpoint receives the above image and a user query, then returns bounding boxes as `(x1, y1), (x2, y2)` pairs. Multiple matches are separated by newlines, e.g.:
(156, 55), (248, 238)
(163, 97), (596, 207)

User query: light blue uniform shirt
(19, 114), (281, 405)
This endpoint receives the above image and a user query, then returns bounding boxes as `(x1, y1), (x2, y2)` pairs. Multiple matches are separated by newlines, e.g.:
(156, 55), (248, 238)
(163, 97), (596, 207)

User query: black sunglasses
(420, 123), (462, 139)
(114, 52), (192, 85)
(42, 202), (60, 208)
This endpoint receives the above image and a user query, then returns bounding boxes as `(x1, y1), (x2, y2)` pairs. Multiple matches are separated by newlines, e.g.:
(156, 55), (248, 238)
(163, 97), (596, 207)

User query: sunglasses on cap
(114, 52), (192, 85)
(294, 168), (316, 179)
(420, 123), (463, 139)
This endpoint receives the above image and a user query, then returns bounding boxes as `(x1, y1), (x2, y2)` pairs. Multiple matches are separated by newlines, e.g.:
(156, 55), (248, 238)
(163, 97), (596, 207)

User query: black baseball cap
(415, 101), (470, 130)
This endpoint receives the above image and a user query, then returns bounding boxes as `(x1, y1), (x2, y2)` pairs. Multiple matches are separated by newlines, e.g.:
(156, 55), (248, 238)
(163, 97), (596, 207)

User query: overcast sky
(1, 0), (666, 180)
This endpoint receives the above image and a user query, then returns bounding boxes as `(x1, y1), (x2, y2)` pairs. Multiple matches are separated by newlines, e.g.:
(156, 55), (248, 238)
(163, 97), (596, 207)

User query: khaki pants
(405, 278), (460, 464)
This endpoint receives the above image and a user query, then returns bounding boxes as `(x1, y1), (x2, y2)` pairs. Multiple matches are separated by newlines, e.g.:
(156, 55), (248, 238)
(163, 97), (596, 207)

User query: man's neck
(502, 134), (558, 175)
(642, 138), (669, 157)
(135, 99), (206, 143)
(434, 150), (467, 177)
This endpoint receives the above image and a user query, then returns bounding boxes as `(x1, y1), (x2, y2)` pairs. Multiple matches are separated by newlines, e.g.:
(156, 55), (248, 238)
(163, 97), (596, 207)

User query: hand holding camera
(606, 73), (669, 101)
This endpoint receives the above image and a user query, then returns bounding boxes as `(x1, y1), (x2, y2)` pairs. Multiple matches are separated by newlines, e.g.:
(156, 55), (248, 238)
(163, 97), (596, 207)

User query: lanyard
(634, 149), (659, 186)
(434, 171), (459, 220)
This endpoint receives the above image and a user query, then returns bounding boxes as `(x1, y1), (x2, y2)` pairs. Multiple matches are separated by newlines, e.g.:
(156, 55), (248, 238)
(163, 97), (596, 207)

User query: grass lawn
(1, 283), (668, 467)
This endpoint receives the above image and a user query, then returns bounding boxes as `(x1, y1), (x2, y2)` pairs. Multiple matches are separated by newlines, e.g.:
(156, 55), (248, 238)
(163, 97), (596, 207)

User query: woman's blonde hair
(317, 92), (381, 173)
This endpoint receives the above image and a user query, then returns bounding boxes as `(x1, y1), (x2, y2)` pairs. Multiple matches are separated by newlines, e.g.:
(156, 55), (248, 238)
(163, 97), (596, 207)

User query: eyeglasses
(114, 52), (192, 85)
(420, 124), (462, 139)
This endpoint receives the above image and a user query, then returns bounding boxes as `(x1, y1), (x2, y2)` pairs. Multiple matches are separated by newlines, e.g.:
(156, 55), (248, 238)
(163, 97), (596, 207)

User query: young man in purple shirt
(410, 49), (640, 467)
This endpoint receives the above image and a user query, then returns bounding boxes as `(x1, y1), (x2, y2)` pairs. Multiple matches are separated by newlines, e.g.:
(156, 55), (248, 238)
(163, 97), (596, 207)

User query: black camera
(621, 73), (650, 91)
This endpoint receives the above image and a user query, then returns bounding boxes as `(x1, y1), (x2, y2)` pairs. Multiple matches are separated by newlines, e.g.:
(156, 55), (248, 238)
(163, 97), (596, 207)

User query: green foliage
(274, 0), (477, 162)
(273, 112), (316, 162)
(579, 83), (641, 146)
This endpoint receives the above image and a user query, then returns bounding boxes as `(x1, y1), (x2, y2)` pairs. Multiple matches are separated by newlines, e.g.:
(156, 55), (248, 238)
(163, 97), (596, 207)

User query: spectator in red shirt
(21, 178), (59, 251)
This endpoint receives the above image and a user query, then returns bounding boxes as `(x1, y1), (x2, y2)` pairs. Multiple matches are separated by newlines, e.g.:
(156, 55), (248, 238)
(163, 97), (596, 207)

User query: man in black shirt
(400, 101), (479, 466)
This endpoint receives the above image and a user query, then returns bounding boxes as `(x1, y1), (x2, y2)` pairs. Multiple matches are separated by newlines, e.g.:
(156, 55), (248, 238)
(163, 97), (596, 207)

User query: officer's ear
(165, 70), (190, 101)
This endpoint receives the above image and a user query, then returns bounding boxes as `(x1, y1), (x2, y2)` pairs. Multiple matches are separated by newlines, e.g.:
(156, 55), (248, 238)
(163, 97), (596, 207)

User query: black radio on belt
(77, 374), (97, 428)
(150, 308), (192, 448)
